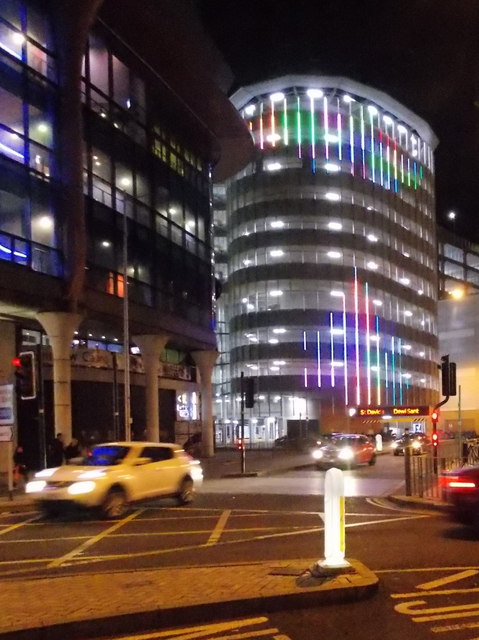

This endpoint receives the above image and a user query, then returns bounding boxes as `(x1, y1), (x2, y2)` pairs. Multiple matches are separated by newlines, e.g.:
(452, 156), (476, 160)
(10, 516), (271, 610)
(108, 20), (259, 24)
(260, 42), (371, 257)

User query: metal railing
(407, 439), (479, 500)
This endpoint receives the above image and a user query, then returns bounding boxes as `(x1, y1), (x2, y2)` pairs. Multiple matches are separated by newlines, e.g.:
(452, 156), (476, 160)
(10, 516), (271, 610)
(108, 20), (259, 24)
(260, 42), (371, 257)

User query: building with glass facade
(0, 0), (252, 471)
(213, 75), (440, 445)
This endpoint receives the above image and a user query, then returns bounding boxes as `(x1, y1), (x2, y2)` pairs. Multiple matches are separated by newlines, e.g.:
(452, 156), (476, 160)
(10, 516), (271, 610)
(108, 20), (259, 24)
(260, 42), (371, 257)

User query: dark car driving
(391, 432), (429, 456)
(441, 465), (479, 530)
(311, 433), (376, 469)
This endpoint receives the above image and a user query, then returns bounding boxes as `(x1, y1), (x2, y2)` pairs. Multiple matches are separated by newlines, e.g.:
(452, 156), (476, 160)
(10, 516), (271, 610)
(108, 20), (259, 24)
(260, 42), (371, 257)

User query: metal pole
(36, 343), (46, 468)
(123, 209), (131, 441)
(112, 352), (119, 440)
(458, 384), (463, 462)
(240, 374), (246, 473)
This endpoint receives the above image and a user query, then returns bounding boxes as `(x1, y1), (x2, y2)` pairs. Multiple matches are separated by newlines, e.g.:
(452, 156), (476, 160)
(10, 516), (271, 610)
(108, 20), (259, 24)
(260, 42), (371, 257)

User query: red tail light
(441, 475), (476, 489)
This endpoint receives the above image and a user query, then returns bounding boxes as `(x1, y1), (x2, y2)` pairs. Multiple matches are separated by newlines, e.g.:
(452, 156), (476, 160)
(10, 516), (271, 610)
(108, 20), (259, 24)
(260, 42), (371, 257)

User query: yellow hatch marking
(47, 509), (143, 568)
(0, 516), (39, 535)
(109, 617), (271, 639)
(206, 509), (231, 546)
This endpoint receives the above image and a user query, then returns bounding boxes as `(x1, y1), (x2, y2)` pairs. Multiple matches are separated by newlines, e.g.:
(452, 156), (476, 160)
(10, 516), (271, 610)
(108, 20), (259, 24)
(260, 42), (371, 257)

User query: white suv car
(26, 442), (203, 519)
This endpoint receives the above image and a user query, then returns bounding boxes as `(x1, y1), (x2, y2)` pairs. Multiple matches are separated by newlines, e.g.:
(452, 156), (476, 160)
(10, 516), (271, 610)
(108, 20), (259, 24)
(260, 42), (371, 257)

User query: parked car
(311, 433), (376, 469)
(441, 465), (479, 530)
(26, 442), (203, 519)
(391, 432), (429, 456)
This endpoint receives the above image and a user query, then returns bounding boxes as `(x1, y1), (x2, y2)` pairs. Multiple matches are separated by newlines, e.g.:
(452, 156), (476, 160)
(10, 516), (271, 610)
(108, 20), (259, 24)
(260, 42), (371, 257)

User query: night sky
(198, 0), (479, 239)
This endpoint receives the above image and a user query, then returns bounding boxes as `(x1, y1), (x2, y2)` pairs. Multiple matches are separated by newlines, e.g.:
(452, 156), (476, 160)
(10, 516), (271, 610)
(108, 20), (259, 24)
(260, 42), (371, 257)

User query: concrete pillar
(133, 334), (169, 442)
(36, 312), (82, 443)
(191, 350), (219, 458)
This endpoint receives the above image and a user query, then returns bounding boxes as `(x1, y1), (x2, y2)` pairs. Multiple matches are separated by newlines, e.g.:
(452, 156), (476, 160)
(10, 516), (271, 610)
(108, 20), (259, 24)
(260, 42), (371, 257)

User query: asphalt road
(2, 455), (479, 639)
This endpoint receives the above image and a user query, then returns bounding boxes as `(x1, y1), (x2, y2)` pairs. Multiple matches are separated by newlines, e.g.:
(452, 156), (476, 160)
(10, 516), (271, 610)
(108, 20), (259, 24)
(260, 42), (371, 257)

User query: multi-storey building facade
(0, 0), (252, 471)
(214, 75), (440, 445)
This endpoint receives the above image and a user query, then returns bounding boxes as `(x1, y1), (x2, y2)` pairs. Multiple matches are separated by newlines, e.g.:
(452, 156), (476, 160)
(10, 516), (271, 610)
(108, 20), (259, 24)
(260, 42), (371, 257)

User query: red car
(441, 466), (479, 530)
(311, 433), (376, 469)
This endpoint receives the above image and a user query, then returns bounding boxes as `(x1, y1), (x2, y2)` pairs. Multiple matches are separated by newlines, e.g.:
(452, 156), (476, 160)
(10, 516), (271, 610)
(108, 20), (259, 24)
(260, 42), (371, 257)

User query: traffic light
(432, 432), (439, 448)
(12, 351), (36, 400)
(440, 355), (457, 397)
(244, 377), (255, 408)
(236, 438), (244, 451)
(431, 409), (440, 423)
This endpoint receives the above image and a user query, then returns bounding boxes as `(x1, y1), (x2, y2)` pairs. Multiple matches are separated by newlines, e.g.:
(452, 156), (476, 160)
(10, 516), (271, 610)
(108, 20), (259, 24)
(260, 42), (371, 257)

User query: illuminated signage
(357, 406), (429, 418)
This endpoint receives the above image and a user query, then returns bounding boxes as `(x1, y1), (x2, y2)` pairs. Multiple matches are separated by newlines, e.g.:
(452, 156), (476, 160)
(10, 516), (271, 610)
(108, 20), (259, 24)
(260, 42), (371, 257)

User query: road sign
(0, 384), (14, 425)
(0, 426), (13, 442)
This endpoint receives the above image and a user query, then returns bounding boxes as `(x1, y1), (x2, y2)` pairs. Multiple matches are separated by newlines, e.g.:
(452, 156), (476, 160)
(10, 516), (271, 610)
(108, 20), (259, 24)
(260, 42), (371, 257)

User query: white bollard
(375, 433), (383, 452)
(318, 467), (350, 569)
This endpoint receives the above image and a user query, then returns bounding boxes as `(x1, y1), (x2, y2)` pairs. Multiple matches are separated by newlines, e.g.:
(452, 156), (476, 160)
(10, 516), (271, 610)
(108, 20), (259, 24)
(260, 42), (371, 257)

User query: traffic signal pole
(240, 372), (245, 474)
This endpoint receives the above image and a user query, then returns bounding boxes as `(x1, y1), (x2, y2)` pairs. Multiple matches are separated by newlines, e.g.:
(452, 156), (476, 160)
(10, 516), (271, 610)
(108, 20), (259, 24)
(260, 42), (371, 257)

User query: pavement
(0, 447), (449, 640)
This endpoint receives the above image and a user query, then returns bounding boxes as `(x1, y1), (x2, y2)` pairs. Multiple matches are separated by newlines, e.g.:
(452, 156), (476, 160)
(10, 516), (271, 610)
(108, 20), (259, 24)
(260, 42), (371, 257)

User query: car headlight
(391, 442), (398, 449)
(35, 468), (59, 478)
(26, 480), (46, 493)
(312, 449), (323, 460)
(412, 440), (421, 449)
(67, 481), (96, 495)
(338, 447), (354, 461)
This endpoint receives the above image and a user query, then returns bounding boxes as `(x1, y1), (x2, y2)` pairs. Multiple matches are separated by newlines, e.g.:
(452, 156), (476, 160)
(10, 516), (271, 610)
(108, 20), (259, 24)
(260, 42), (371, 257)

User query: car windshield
(84, 445), (130, 466)
(331, 436), (356, 446)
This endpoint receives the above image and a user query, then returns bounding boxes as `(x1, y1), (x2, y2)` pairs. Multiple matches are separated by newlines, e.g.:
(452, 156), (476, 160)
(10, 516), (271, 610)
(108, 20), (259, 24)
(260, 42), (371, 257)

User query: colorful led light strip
(323, 97), (329, 161)
(369, 112), (375, 183)
(342, 295), (348, 405)
(360, 105), (366, 179)
(296, 96), (302, 158)
(391, 336), (396, 405)
(317, 330), (322, 387)
(304, 367), (308, 388)
(283, 98), (288, 146)
(365, 282), (371, 405)
(270, 99), (276, 147)
(337, 106), (342, 161)
(349, 113), (355, 175)
(375, 316), (381, 405)
(354, 267), (360, 404)
(330, 312), (335, 387)
(398, 338), (403, 405)
(259, 102), (264, 150)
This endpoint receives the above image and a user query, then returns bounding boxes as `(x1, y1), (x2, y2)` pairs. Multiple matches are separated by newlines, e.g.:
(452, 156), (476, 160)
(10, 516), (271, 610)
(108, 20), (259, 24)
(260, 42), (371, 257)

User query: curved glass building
(214, 75), (439, 443)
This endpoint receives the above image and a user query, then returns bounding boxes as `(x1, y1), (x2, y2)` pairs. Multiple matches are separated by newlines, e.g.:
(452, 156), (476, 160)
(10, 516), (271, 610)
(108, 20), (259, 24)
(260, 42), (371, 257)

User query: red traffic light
(432, 432), (439, 447)
(11, 357), (21, 368)
(236, 438), (244, 451)
(431, 410), (439, 422)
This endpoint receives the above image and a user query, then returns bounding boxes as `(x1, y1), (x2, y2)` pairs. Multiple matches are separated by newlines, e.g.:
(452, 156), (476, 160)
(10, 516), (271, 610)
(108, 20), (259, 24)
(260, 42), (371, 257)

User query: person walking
(50, 433), (65, 467)
(13, 445), (28, 488)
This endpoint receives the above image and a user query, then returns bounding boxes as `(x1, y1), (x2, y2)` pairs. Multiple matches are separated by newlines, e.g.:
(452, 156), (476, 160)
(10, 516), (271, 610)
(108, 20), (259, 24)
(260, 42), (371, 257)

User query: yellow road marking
(47, 509), (143, 568)
(0, 516), (39, 535)
(392, 586), (479, 598)
(207, 510), (229, 545)
(431, 621), (479, 633)
(416, 569), (478, 590)
(108, 617), (271, 639)
(395, 599), (479, 622)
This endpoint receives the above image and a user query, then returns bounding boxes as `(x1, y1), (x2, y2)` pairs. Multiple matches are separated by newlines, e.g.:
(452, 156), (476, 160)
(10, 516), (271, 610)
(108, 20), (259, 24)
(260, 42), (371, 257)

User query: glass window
(88, 34), (109, 95)
(112, 55), (129, 109)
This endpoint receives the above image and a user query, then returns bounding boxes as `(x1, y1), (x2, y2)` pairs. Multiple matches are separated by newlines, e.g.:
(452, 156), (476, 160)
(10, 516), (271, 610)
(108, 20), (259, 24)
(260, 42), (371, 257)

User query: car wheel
(177, 477), (194, 505)
(368, 453), (377, 466)
(101, 487), (128, 519)
(393, 451), (399, 456)
(41, 504), (59, 519)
